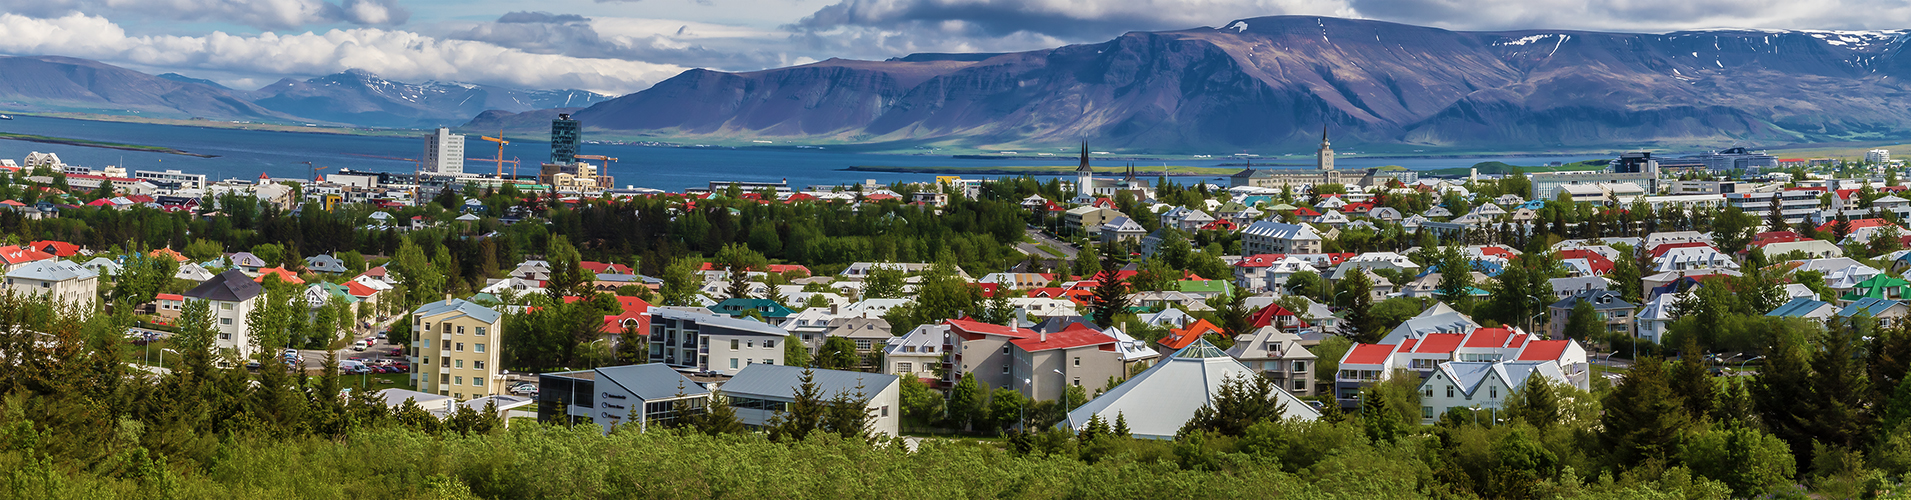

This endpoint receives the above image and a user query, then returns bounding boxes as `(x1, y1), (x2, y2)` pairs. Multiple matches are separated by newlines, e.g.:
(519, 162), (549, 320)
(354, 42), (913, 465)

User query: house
(1379, 302), (1481, 344)
(1837, 297), (1909, 327)
(1549, 276), (1613, 300)
(707, 298), (795, 320)
(1224, 326), (1317, 396)
(1157, 319), (1222, 354)
(1099, 216), (1147, 244)
(255, 266), (304, 285)
(882, 323), (953, 380)
(174, 263), (215, 282)
(411, 298), (505, 400)
(1239, 221), (1323, 255)
(1652, 245), (1739, 273)
(1009, 322), (1124, 401)
(227, 252), (267, 272)
(5, 259), (100, 315)
(537, 363), (711, 434)
(1063, 206), (1122, 238)
(1634, 293), (1677, 343)
(722, 364), (901, 437)
(304, 254), (350, 274)
(1765, 296), (1838, 325)
(1416, 361), (1573, 424)
(153, 293), (185, 321)
(824, 317), (893, 369)
(648, 307), (788, 375)
(183, 269), (264, 357)
(80, 257), (123, 278)
(1547, 289), (1636, 340)
(1063, 340), (1319, 439)
(0, 245), (54, 272)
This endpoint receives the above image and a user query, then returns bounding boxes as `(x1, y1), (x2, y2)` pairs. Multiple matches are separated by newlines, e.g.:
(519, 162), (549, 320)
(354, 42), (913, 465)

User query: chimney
(444, 293), (452, 302)
(830, 304), (839, 315)
(1040, 329), (1046, 343)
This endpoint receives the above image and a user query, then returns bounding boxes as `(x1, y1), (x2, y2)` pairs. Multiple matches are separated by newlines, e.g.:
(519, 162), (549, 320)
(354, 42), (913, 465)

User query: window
(476, 327), (486, 336)
(442, 357), (449, 367)
(222, 303), (233, 310)
(1490, 387), (1498, 398)
(1072, 378), (1081, 386)
(441, 374), (450, 384)
(1445, 385), (1454, 398)
(1001, 345), (1009, 355)
(421, 322), (430, 331)
(455, 376), (464, 385)
(746, 340), (754, 348)
(897, 362), (913, 373)
(765, 339), (776, 348)
(1264, 361), (1281, 371)
(474, 343), (484, 353)
(442, 323), (451, 334)
(1292, 361), (1306, 372)
(456, 360), (464, 368)
(1001, 363), (1009, 374)
(1424, 387), (1433, 397)
(1073, 356), (1081, 367)
(219, 333), (231, 340)
(423, 339), (432, 348)
(220, 318), (232, 325)
(730, 339), (739, 350)
(456, 343), (464, 352)
(729, 358), (738, 369)
(1422, 406), (1434, 419)
(475, 361), (485, 370)
(1294, 380), (1307, 391)
(881, 406), (889, 417)
(1267, 342), (1281, 352)
(457, 326), (465, 335)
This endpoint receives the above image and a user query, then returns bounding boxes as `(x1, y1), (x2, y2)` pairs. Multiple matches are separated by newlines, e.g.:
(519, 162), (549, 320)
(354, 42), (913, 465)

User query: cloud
(793, 0), (1349, 40)
(496, 11), (591, 24)
(0, 0), (409, 30)
(0, 13), (684, 94)
(445, 16), (810, 71)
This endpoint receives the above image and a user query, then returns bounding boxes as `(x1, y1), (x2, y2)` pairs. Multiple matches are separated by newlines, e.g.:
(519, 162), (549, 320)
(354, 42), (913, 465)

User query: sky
(0, 0), (1904, 96)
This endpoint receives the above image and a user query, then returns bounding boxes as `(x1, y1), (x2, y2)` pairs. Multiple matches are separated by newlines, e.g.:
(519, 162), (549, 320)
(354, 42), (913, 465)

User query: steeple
(1076, 142), (1092, 173)
(1316, 125), (1335, 171)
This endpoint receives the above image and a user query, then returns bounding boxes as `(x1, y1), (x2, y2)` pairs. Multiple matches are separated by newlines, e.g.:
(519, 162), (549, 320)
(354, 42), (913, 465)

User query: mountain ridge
(470, 16), (1911, 152)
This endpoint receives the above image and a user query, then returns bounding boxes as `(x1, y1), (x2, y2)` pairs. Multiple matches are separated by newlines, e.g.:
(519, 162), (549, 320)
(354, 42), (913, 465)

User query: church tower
(1317, 126), (1335, 171)
(1076, 142), (1094, 198)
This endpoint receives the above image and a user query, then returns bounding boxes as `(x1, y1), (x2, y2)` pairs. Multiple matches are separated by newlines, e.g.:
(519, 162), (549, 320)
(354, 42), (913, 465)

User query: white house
(183, 269), (265, 357)
(4, 259), (100, 315)
(1416, 360), (1573, 424)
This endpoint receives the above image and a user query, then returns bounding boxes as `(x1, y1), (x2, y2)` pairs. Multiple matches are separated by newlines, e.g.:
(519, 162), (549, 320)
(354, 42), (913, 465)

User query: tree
(1668, 337), (1720, 421)
(544, 235), (586, 300)
(1285, 269), (1328, 302)
(1341, 270), (1378, 342)
(1600, 357), (1689, 465)
(898, 375), (943, 429)
(659, 256), (703, 307)
(715, 243), (765, 300)
(1501, 371), (1564, 430)
(183, 238), (223, 263)
(1088, 267), (1129, 328)
(817, 336), (860, 370)
(674, 393), (746, 436)
(615, 325), (649, 365)
(782, 334), (810, 367)
(1432, 245), (1476, 310)
(1179, 373), (1288, 437)
(391, 238), (445, 309)
(862, 266), (905, 300)
(1710, 207), (1761, 254)
(765, 369), (828, 442)
(110, 253), (177, 315)
(1361, 385), (1405, 444)
(1681, 426), (1797, 498)
(1563, 299), (1600, 341)
(947, 372), (985, 431)
(986, 387), (1027, 433)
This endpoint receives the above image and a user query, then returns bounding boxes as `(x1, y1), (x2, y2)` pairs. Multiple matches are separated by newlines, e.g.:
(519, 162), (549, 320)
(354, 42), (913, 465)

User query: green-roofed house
(709, 298), (796, 320)
(1178, 279), (1232, 301)
(1841, 274), (1910, 303)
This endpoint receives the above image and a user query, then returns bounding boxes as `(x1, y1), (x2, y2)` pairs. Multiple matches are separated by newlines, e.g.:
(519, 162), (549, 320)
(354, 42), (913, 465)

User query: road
(1017, 228), (1078, 259)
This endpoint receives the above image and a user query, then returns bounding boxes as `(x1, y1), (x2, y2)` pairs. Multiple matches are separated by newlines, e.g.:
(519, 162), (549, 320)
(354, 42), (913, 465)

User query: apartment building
(4, 259), (99, 316)
(183, 269), (264, 358)
(647, 307), (786, 375)
(412, 298), (505, 400)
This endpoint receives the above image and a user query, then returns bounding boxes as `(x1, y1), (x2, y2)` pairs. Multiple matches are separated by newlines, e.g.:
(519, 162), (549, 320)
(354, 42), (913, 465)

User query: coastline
(0, 132), (216, 158)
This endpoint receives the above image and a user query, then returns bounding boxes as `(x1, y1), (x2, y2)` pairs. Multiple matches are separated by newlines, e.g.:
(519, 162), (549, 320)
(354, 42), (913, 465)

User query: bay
(0, 115), (1613, 192)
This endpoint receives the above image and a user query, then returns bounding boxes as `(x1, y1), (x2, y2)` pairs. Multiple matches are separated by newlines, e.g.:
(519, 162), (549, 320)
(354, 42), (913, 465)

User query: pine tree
(1361, 386), (1404, 444)
(1669, 337), (1720, 421)
(1502, 371), (1562, 430)
(1113, 411), (1132, 437)
(766, 369), (828, 442)
(1088, 265), (1129, 329)
(947, 372), (985, 432)
(1806, 318), (1875, 451)
(1600, 357), (1689, 465)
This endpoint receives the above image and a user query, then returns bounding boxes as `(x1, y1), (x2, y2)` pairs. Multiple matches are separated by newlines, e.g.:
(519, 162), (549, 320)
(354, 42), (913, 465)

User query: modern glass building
(549, 113), (581, 165)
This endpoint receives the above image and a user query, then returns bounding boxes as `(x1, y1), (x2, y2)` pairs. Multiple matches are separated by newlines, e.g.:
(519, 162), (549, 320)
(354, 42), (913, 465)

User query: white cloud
(0, 13), (685, 94)
(0, 0), (409, 30)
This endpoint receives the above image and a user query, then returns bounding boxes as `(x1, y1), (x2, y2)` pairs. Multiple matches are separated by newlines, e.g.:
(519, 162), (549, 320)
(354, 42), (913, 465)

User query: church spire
(1076, 141), (1092, 173)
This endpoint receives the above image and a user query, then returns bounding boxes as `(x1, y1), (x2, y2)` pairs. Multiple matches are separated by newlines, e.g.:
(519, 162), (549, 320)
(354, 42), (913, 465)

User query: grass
(1036, 244), (1066, 258)
(844, 165), (1246, 176)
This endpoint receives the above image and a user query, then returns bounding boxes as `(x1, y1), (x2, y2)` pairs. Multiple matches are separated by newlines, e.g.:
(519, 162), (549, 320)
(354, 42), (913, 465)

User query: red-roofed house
(254, 266), (305, 285)
(1335, 343), (1399, 398)
(149, 248), (189, 263)
(936, 318), (1036, 392)
(153, 293), (185, 321)
(1246, 303), (1308, 332)
(579, 261), (631, 274)
(0, 245), (55, 272)
(1009, 322), (1123, 400)
(27, 240), (80, 258)
(1158, 319), (1222, 353)
(1556, 249), (1615, 276)
(1819, 218), (1894, 234)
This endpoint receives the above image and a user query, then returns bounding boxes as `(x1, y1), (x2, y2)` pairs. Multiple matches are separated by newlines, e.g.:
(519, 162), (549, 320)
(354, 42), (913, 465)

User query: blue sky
(0, 0), (1902, 95)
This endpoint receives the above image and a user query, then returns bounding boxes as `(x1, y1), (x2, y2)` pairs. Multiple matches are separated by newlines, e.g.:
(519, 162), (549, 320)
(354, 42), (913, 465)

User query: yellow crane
(574, 154), (618, 188)
(477, 131), (518, 178)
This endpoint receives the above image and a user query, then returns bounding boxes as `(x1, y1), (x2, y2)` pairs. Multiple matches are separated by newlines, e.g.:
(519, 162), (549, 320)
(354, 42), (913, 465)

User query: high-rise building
(422, 127), (465, 175)
(1867, 149), (1891, 164)
(550, 113), (581, 165)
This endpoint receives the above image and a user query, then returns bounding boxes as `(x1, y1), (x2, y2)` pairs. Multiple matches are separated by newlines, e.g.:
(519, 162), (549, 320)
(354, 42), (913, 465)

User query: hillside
(478, 16), (1911, 152)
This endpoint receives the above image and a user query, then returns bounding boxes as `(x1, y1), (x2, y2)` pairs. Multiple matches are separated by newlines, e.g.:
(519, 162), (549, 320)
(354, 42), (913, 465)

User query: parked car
(351, 340), (368, 351)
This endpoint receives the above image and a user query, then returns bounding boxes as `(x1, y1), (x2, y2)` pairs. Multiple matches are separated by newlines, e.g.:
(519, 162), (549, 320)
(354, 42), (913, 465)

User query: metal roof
(412, 298), (502, 324)
(183, 269), (263, 302)
(592, 363), (711, 401)
(721, 364), (897, 401)
(1064, 338), (1317, 439)
(4, 259), (97, 282)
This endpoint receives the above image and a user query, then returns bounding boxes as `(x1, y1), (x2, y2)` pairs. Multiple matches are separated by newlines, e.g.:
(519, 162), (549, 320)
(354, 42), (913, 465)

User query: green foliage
(659, 256), (703, 307)
(1563, 300), (1600, 341)
(816, 337), (860, 371)
(946, 372), (985, 432)
(1180, 374), (1289, 437)
(897, 375), (943, 429)
(782, 334), (810, 368)
(1600, 358), (1689, 466)
(1681, 425), (1797, 497)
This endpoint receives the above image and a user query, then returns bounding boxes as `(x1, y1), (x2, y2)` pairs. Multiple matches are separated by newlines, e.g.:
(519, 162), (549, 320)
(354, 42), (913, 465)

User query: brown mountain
(0, 56), (290, 120)
(505, 16), (1911, 152)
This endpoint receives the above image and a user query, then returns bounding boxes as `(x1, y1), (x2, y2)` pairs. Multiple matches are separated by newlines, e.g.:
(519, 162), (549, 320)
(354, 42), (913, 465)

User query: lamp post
(160, 348), (177, 372)
(1737, 355), (1765, 376)
(588, 338), (609, 369)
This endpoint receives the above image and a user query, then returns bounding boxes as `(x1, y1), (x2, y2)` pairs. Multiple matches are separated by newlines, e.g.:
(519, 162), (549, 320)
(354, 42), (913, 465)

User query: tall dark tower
(550, 113), (581, 165)
(1075, 142), (1093, 198)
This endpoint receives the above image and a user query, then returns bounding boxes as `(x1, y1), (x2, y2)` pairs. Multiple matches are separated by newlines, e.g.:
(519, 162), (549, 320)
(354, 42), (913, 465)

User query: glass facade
(550, 115), (581, 164)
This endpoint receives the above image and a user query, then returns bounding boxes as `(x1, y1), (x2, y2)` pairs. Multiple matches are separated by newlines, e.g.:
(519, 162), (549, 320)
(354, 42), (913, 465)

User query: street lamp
(1737, 355), (1765, 376)
(160, 348), (177, 373)
(588, 338), (610, 369)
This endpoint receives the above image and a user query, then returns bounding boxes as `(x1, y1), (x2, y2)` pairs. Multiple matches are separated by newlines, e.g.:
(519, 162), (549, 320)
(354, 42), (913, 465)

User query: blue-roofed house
(1837, 297), (1909, 326)
(537, 363), (712, 434)
(708, 298), (795, 320)
(1766, 297), (1838, 324)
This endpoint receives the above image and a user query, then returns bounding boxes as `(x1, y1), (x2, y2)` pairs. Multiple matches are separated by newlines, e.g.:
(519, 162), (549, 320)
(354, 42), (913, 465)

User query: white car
(351, 340), (368, 351)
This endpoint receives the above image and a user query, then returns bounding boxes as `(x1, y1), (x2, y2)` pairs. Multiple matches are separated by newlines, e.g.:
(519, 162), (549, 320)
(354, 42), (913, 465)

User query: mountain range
(0, 56), (611, 128)
(467, 16), (1911, 152)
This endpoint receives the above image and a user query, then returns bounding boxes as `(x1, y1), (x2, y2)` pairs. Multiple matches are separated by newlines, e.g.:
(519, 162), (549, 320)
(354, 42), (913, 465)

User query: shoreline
(0, 132), (216, 158)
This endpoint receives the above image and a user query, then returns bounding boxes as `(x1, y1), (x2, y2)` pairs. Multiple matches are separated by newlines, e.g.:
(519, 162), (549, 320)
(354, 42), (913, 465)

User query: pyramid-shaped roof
(1063, 339), (1318, 439)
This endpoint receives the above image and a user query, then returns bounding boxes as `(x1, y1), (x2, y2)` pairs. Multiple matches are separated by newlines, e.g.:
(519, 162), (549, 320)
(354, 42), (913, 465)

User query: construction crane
(574, 154), (618, 188)
(301, 161), (330, 182)
(477, 131), (517, 179)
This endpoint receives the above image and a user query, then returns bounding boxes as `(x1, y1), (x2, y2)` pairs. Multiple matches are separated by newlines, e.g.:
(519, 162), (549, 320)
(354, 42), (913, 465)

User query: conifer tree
(1601, 357), (1689, 465)
(1113, 411), (1132, 437)
(766, 369), (827, 442)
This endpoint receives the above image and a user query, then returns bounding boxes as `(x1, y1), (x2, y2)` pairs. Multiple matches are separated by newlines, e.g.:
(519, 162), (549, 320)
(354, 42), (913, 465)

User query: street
(1017, 228), (1079, 259)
